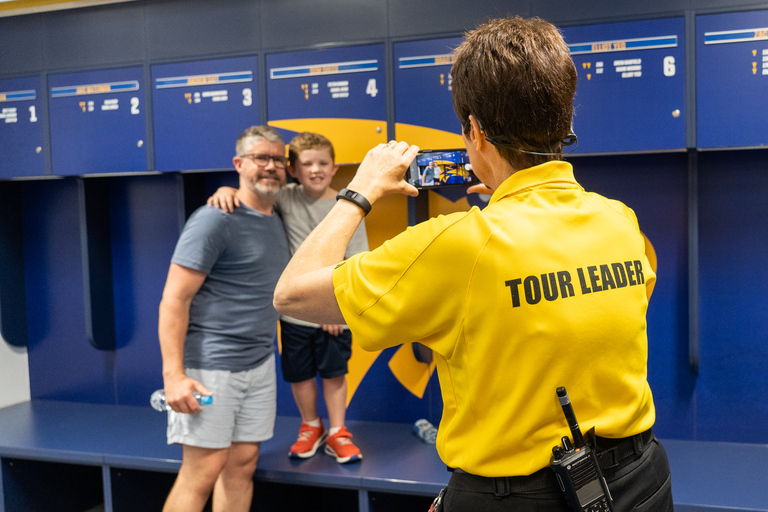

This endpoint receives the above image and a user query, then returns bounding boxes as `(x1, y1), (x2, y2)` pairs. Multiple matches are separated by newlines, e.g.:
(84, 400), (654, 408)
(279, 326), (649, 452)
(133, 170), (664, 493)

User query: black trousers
(442, 438), (674, 512)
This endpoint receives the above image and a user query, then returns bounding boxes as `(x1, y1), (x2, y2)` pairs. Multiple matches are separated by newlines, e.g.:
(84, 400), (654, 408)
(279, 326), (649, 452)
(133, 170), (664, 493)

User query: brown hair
(288, 132), (336, 166)
(451, 16), (577, 169)
(236, 125), (285, 156)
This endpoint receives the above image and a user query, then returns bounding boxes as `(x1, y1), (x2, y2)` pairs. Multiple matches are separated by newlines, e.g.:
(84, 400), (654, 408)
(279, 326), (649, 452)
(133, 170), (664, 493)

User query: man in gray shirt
(158, 125), (290, 512)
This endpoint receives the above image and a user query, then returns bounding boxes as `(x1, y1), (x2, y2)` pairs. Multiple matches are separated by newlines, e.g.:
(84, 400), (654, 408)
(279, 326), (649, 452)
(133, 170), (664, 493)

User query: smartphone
(407, 149), (478, 189)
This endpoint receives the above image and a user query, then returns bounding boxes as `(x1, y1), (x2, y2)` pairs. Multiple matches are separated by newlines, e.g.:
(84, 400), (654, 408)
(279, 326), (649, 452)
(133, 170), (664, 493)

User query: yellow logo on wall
(269, 118), (387, 165)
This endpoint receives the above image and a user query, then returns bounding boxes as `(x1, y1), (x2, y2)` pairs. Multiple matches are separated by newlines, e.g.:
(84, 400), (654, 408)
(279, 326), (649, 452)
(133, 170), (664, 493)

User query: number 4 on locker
(366, 78), (378, 97)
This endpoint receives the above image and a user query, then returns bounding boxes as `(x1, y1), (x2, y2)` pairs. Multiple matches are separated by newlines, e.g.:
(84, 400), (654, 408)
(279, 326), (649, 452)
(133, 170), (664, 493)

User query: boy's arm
(207, 186), (239, 213)
(158, 263), (212, 414)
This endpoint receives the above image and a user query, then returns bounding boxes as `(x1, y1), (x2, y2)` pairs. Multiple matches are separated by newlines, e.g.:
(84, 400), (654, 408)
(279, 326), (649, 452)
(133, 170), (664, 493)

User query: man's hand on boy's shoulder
(207, 186), (240, 213)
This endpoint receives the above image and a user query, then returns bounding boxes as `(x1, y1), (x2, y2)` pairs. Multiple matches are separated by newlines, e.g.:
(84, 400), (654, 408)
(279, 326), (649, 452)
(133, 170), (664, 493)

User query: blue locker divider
(698, 150), (768, 443)
(79, 178), (116, 351)
(109, 174), (184, 406)
(571, 153), (694, 439)
(180, 170), (239, 221)
(110, 171), (241, 407)
(23, 179), (116, 403)
(0, 183), (28, 348)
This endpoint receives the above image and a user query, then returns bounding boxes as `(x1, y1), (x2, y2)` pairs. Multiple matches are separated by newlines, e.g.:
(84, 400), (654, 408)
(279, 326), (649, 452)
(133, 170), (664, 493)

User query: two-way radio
(550, 387), (614, 512)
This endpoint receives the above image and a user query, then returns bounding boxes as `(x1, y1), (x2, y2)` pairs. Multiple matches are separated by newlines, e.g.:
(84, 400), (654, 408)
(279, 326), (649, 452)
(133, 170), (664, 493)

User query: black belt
(595, 428), (655, 474)
(447, 429), (654, 498)
(448, 466), (561, 498)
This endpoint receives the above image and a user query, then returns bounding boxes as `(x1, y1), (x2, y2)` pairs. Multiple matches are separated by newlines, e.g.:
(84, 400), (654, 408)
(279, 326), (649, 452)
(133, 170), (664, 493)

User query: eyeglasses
(239, 153), (287, 169)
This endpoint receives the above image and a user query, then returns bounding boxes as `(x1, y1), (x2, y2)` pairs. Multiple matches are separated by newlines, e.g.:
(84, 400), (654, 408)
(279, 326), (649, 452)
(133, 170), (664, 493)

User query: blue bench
(0, 400), (765, 512)
(661, 438), (768, 512)
(0, 400), (444, 512)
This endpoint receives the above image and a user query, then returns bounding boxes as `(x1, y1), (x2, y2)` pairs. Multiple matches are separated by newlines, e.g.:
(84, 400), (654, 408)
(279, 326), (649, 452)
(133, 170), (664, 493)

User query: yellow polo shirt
(333, 160), (656, 477)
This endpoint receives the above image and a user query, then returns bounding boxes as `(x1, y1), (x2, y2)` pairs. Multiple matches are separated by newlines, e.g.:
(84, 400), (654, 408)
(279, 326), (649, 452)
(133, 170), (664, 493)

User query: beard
(246, 171), (284, 198)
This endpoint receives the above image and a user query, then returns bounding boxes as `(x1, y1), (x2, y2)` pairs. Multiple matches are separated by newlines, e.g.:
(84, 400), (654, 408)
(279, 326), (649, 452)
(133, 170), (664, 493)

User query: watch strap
(336, 188), (372, 216)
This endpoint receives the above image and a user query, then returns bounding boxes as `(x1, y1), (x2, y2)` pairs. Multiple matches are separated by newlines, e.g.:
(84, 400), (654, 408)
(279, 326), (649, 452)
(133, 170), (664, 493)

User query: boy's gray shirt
(275, 183), (369, 328)
(276, 183), (369, 258)
(171, 203), (290, 372)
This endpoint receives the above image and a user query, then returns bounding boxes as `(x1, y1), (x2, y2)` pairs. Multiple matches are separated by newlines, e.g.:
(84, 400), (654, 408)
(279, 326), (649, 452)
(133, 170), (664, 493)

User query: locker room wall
(0, 0), (766, 441)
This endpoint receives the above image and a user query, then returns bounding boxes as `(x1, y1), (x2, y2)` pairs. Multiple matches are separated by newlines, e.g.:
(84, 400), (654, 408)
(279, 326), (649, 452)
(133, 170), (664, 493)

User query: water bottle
(150, 389), (213, 412)
(414, 419), (438, 444)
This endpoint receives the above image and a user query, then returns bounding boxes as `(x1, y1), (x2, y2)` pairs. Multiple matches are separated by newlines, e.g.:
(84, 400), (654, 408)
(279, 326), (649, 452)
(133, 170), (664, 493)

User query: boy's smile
(290, 148), (339, 200)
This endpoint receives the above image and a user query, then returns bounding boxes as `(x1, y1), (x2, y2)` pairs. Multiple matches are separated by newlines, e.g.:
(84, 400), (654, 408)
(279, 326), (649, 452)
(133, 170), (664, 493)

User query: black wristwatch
(336, 188), (372, 216)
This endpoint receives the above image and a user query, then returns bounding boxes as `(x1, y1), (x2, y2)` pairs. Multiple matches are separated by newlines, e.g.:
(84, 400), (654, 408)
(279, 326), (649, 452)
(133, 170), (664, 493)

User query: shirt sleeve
(273, 186), (289, 215)
(596, 195), (657, 299)
(332, 210), (481, 358)
(171, 207), (229, 274)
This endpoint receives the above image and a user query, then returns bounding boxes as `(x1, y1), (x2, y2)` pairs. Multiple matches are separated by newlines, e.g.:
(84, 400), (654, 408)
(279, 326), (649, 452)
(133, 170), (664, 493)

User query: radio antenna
(557, 387), (585, 448)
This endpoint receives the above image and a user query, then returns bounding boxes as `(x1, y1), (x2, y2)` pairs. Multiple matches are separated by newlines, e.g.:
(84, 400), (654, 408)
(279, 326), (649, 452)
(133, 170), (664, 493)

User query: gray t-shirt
(275, 183), (369, 327)
(276, 183), (369, 258)
(171, 204), (289, 372)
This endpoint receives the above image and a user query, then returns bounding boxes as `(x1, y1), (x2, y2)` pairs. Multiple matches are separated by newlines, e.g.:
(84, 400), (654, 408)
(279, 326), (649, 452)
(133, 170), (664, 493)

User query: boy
(208, 132), (367, 464)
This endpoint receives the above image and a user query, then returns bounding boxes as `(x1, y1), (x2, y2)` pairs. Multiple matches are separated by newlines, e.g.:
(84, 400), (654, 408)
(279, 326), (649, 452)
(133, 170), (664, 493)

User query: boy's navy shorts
(279, 320), (353, 383)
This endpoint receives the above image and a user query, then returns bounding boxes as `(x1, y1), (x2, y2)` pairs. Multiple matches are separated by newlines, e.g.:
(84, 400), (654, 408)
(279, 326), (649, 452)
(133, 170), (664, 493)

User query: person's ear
(233, 156), (243, 174)
(468, 115), (486, 151)
(287, 165), (298, 179)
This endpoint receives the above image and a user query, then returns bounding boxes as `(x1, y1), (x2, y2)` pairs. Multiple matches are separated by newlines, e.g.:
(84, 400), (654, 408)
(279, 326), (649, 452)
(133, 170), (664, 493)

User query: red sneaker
(324, 426), (362, 464)
(289, 422), (327, 459)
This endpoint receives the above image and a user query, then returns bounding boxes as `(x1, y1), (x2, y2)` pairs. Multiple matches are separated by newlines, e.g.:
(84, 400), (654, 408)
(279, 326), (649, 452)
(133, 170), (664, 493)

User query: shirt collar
(488, 160), (579, 206)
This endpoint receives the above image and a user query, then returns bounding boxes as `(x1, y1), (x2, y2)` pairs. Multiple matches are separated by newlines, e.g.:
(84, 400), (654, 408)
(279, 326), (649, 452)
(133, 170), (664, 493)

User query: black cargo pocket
(632, 473), (672, 512)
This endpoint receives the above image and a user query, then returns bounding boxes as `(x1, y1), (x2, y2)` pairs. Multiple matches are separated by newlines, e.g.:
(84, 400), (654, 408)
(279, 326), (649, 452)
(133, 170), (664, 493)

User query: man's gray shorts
(167, 354), (277, 449)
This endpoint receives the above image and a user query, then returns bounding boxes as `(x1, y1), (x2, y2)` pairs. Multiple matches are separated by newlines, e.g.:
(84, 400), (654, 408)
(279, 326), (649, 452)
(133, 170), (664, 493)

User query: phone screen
(407, 149), (477, 188)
